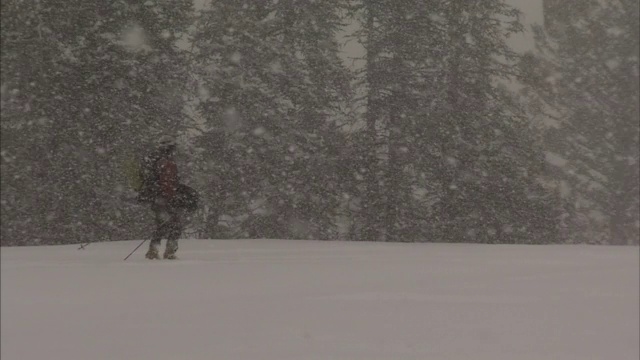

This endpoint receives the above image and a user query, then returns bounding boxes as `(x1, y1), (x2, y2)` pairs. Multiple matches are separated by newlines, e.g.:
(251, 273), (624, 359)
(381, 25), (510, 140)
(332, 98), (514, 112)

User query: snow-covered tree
(1, 0), (193, 244)
(350, 0), (563, 243)
(191, 0), (353, 239)
(521, 0), (639, 244)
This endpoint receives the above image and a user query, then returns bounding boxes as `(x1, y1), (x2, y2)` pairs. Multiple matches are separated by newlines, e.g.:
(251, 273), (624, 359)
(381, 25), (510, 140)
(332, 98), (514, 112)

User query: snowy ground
(2, 239), (638, 360)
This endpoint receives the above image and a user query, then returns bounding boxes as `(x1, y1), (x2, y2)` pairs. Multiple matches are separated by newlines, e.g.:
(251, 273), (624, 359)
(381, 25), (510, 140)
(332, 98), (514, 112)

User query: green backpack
(124, 151), (162, 203)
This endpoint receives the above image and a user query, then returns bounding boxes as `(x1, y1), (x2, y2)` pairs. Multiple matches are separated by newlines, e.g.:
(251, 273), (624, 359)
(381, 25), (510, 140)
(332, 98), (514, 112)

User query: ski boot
(163, 250), (178, 260)
(164, 240), (178, 260)
(145, 245), (160, 260)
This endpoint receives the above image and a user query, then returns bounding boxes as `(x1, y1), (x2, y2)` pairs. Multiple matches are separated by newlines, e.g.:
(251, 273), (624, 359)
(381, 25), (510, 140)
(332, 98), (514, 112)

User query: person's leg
(147, 207), (170, 259)
(163, 210), (184, 259)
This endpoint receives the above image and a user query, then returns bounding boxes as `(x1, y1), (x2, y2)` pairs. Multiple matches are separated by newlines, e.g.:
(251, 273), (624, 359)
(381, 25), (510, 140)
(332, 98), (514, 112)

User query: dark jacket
(156, 156), (179, 201)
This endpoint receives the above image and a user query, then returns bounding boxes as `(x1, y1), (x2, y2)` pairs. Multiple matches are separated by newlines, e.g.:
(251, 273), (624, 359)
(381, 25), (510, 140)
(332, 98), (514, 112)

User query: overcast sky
(505, 0), (543, 52)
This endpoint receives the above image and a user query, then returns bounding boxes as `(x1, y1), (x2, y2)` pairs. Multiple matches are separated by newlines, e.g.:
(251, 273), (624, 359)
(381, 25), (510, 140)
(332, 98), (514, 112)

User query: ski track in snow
(2, 239), (639, 360)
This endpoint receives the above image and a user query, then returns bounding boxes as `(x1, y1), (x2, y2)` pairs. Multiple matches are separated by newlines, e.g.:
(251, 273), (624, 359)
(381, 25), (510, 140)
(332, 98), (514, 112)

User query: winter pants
(149, 203), (184, 253)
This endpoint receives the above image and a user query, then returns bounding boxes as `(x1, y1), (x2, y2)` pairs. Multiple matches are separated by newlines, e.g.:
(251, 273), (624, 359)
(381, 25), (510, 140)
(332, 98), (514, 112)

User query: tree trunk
(362, 1), (381, 241)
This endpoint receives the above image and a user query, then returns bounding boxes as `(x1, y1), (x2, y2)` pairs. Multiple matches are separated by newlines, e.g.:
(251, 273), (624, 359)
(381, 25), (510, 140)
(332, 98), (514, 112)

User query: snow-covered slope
(2, 239), (638, 360)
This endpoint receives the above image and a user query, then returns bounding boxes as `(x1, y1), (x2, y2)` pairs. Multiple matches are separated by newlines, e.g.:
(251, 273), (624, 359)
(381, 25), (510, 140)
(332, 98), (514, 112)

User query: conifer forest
(1, 0), (638, 245)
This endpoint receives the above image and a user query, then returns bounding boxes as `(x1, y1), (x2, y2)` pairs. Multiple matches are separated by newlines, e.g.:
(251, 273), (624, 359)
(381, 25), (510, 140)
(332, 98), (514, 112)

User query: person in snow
(145, 136), (184, 260)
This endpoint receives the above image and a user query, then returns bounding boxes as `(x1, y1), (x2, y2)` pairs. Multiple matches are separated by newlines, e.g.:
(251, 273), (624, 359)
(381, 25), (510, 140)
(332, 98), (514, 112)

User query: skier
(144, 136), (185, 260)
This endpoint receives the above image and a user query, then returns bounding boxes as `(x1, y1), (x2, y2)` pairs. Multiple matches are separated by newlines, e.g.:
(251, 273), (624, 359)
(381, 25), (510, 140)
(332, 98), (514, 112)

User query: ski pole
(124, 239), (148, 261)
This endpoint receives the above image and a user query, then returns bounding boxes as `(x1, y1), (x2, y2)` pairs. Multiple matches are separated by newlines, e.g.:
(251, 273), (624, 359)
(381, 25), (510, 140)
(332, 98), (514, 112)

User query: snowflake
(230, 51), (242, 64)
(253, 127), (266, 136)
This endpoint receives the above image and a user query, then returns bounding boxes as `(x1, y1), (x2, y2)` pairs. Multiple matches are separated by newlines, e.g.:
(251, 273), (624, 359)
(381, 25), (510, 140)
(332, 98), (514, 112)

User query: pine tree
(350, 0), (563, 243)
(521, 0), (639, 244)
(1, 0), (193, 244)
(432, 0), (562, 244)
(192, 0), (352, 239)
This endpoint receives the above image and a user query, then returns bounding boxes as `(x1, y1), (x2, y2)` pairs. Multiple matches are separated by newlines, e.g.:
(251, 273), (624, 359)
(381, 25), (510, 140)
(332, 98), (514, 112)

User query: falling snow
(1, 0), (638, 356)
